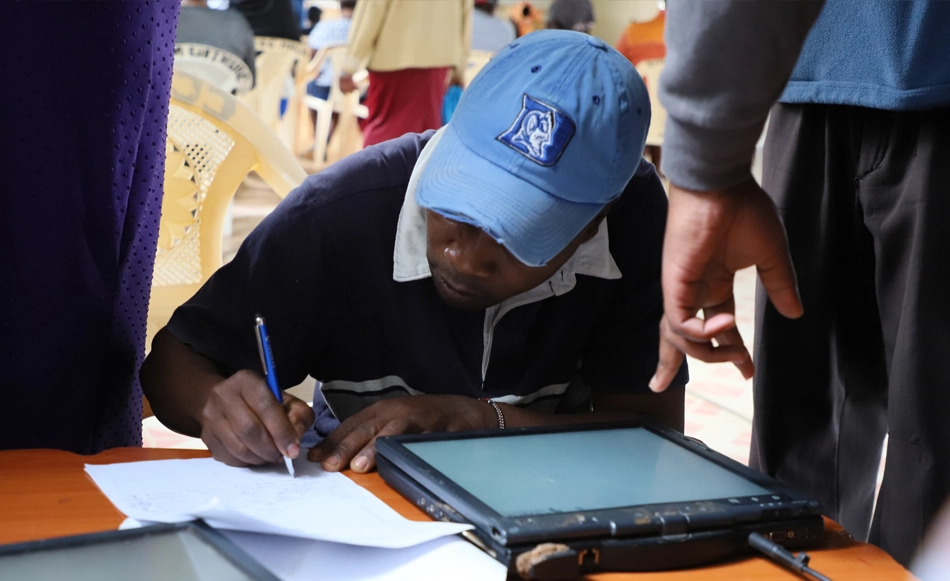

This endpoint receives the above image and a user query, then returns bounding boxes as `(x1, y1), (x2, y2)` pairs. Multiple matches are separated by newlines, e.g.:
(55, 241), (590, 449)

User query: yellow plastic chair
(300, 45), (368, 167)
(635, 58), (666, 147)
(174, 43), (254, 94)
(238, 36), (310, 147)
(148, 70), (308, 350)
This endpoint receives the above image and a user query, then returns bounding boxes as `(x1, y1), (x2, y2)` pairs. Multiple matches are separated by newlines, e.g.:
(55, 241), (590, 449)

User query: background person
(652, 0), (950, 566)
(339, 0), (471, 146)
(614, 6), (665, 170)
(306, 0), (356, 101)
(546, 0), (595, 34)
(230, 0), (300, 41)
(301, 5), (322, 36)
(509, 1), (543, 38)
(615, 6), (665, 66)
(472, 0), (515, 52)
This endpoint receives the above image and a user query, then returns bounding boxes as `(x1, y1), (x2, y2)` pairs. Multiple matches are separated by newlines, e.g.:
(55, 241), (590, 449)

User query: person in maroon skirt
(339, 0), (471, 147)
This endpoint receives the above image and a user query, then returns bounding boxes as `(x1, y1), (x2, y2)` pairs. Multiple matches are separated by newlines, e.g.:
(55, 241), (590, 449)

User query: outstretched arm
(651, 0), (824, 391)
(651, 179), (801, 391)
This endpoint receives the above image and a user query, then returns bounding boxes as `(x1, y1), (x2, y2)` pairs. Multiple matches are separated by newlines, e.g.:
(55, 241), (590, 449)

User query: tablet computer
(376, 421), (824, 579)
(0, 521), (279, 581)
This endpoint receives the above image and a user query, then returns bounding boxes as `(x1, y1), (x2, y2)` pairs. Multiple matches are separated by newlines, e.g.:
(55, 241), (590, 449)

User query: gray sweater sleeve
(658, 0), (824, 191)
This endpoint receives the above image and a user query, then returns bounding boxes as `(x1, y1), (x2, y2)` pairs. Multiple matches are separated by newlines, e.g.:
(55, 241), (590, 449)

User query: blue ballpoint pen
(254, 315), (296, 477)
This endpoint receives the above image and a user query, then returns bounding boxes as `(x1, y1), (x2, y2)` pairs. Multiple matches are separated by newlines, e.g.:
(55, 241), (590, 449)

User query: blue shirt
(781, 0), (950, 110)
(472, 10), (516, 52)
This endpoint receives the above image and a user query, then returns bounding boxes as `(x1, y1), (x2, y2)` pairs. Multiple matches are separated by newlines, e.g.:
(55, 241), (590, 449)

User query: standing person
(230, 0), (301, 41)
(546, 0), (595, 34)
(0, 1), (178, 453)
(472, 0), (515, 52)
(650, 0), (950, 567)
(339, 0), (471, 147)
(306, 0), (356, 101)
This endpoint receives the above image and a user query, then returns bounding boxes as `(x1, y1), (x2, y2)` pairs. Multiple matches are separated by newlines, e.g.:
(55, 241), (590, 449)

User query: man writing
(142, 30), (687, 474)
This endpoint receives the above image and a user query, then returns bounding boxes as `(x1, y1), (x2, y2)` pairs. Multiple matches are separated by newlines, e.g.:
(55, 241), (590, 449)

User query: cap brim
(415, 125), (605, 267)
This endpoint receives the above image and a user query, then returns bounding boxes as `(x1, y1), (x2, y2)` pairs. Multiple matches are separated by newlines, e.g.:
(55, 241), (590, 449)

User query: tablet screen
(0, 527), (257, 581)
(404, 427), (769, 517)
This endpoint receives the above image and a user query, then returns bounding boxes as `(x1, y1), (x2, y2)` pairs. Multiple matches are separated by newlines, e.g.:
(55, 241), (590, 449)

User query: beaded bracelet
(481, 398), (506, 430)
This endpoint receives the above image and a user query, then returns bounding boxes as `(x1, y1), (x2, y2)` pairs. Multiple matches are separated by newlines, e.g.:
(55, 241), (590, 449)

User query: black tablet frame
(0, 520), (280, 581)
(376, 420), (823, 547)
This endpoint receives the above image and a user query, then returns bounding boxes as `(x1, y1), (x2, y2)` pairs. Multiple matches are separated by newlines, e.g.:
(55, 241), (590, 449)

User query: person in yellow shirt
(339, 0), (471, 147)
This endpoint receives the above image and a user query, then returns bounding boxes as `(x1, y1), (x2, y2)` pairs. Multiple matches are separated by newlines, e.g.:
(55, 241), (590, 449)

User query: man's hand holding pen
(199, 369), (315, 469)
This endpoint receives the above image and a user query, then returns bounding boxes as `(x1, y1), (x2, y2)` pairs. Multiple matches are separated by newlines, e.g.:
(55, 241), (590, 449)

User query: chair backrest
(238, 36), (309, 140)
(296, 43), (344, 111)
(148, 70), (308, 348)
(174, 43), (254, 94)
(635, 58), (666, 147)
(292, 44), (333, 159)
(298, 44), (366, 167)
(464, 50), (494, 88)
(304, 44), (336, 87)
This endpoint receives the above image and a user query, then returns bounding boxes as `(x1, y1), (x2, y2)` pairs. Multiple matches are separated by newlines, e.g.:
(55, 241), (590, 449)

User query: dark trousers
(751, 103), (950, 566)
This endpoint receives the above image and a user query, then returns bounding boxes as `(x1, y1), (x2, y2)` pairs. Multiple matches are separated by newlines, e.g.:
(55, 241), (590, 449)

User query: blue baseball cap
(415, 30), (650, 267)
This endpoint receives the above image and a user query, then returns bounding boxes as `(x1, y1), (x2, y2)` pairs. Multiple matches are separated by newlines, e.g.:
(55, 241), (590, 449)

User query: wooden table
(0, 448), (911, 580)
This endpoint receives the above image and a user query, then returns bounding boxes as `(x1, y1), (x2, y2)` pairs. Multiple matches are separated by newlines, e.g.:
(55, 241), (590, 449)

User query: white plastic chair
(301, 45), (368, 167)
(464, 50), (494, 88)
(238, 36), (310, 148)
(173, 43), (254, 94)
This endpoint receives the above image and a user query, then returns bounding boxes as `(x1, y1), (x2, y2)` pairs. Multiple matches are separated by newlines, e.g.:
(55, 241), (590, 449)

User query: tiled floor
(682, 267), (757, 464)
(144, 176), (760, 466)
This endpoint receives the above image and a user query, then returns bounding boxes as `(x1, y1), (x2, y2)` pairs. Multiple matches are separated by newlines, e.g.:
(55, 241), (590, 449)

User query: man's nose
(444, 226), (497, 278)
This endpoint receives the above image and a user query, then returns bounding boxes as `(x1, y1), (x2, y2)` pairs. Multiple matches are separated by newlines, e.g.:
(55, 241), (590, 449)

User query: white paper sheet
(85, 458), (470, 548)
(221, 530), (508, 581)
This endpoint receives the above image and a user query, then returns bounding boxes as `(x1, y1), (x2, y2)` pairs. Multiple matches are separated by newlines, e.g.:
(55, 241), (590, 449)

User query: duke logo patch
(497, 95), (575, 166)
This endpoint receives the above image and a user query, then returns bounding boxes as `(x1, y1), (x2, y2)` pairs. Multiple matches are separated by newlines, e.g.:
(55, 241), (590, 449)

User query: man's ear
(577, 203), (614, 244)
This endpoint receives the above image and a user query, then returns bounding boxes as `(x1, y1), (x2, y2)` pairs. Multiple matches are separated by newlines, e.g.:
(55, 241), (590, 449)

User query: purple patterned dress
(0, 1), (179, 453)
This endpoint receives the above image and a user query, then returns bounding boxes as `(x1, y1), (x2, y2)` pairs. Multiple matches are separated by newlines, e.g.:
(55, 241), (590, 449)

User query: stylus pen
(254, 315), (296, 478)
(748, 533), (833, 581)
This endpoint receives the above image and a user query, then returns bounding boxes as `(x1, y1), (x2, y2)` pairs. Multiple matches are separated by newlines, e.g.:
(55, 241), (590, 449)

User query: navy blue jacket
(168, 132), (686, 420)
